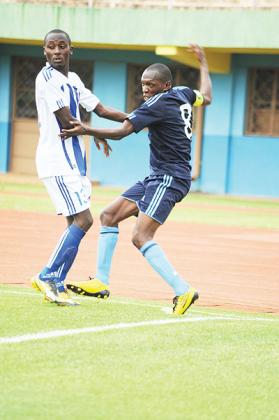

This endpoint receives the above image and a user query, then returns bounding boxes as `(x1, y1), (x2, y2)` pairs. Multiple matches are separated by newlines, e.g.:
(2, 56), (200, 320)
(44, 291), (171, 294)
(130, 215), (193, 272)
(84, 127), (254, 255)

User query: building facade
(1, 1), (279, 197)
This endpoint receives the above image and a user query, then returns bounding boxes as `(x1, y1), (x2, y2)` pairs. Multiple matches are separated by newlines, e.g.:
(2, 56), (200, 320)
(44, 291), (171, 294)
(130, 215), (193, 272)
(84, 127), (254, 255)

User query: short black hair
(144, 63), (173, 83)
(44, 29), (71, 45)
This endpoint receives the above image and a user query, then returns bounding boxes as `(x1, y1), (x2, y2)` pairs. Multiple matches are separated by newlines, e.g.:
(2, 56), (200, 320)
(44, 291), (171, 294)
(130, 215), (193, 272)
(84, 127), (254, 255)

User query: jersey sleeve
(127, 95), (164, 133)
(44, 76), (68, 114)
(78, 78), (100, 112)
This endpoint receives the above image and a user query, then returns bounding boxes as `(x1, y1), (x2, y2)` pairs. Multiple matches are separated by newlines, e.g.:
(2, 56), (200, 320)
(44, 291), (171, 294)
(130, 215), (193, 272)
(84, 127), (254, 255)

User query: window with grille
(126, 63), (199, 112)
(246, 68), (279, 136)
(13, 57), (94, 122)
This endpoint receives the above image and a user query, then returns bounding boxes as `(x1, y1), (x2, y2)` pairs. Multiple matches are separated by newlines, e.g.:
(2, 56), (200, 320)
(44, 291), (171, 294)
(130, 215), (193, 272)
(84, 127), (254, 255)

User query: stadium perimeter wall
(0, 3), (279, 197)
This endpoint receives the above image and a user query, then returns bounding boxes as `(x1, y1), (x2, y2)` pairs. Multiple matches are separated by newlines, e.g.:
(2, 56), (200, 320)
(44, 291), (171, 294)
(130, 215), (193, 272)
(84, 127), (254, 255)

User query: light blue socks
(96, 226), (119, 285)
(140, 240), (189, 296)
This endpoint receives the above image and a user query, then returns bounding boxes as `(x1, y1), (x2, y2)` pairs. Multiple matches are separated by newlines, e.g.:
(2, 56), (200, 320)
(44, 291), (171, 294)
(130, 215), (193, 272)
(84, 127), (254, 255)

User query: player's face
(44, 33), (72, 74)
(141, 70), (171, 101)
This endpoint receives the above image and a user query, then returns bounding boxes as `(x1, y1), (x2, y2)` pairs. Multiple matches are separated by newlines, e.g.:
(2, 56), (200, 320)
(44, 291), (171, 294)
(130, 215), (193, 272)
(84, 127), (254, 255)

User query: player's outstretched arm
(188, 44), (212, 105)
(54, 107), (79, 128)
(94, 103), (128, 122)
(55, 107), (113, 156)
(60, 119), (134, 140)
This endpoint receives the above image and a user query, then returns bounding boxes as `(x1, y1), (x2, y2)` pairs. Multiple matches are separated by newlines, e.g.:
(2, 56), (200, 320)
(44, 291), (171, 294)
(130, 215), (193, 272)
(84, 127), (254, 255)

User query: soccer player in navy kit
(62, 44), (212, 314)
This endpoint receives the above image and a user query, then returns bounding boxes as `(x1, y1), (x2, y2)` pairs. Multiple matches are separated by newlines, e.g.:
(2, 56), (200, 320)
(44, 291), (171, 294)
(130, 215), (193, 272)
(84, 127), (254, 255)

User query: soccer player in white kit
(32, 29), (127, 305)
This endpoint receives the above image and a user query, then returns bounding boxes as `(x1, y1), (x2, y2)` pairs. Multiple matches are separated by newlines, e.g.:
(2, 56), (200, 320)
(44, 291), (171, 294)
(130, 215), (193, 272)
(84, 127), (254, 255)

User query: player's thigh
(133, 211), (161, 242)
(42, 175), (92, 217)
(100, 196), (138, 226)
(100, 180), (145, 225)
(138, 175), (191, 224)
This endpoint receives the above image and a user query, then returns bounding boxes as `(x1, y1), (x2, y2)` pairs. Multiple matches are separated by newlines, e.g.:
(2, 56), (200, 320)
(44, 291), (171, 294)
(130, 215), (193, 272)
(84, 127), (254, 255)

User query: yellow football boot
(31, 275), (79, 306)
(173, 287), (199, 315)
(67, 277), (110, 299)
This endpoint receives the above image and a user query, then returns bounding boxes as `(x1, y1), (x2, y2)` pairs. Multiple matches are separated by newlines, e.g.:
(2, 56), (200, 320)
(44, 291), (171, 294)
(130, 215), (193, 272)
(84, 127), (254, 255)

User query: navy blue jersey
(128, 86), (198, 180)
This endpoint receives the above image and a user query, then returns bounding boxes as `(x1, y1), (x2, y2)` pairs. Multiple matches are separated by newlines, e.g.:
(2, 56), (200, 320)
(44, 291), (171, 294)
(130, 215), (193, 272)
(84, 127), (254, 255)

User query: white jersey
(35, 64), (99, 178)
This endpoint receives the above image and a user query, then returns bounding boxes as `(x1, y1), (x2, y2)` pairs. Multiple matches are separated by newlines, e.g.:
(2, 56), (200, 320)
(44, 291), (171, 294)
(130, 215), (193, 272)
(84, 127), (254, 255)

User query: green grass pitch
(0, 286), (278, 419)
(1, 178), (279, 419)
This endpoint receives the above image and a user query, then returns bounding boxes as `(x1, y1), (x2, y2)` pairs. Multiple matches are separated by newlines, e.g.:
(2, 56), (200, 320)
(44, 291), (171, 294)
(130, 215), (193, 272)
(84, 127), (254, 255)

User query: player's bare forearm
(54, 107), (79, 129)
(199, 61), (212, 105)
(60, 119), (134, 140)
(188, 44), (212, 105)
(94, 103), (128, 122)
(86, 126), (128, 140)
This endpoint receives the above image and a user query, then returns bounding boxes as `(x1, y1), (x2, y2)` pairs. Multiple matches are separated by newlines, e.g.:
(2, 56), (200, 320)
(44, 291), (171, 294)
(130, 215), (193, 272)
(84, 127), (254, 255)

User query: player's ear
(43, 47), (46, 56)
(70, 47), (74, 55)
(164, 80), (172, 91)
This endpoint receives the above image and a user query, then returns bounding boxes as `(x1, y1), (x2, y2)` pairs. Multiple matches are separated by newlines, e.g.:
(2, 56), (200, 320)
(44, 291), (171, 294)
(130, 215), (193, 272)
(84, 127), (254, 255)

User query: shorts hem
(122, 196), (140, 209)
(140, 210), (163, 225)
(61, 203), (90, 217)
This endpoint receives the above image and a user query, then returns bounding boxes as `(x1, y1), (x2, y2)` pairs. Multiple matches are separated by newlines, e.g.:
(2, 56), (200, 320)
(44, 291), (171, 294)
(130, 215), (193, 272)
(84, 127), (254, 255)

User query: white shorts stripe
(42, 175), (91, 217)
(146, 175), (173, 217)
(56, 176), (76, 214)
(145, 175), (168, 214)
(147, 176), (172, 217)
(55, 177), (73, 214)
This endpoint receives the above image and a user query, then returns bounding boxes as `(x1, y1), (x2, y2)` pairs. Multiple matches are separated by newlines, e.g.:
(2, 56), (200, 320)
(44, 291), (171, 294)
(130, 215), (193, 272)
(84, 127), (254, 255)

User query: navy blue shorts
(122, 174), (191, 224)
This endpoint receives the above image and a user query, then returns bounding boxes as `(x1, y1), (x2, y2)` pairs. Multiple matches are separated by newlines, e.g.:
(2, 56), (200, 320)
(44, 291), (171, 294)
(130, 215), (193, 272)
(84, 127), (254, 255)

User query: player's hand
(188, 44), (206, 63)
(60, 120), (88, 139)
(94, 137), (112, 157)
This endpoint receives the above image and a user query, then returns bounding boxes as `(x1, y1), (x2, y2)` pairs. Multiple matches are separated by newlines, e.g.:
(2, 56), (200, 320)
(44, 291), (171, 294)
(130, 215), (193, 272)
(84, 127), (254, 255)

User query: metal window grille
(246, 68), (279, 136)
(13, 57), (94, 122)
(126, 63), (199, 129)
(13, 57), (45, 119)
(127, 63), (199, 112)
(126, 64), (146, 113)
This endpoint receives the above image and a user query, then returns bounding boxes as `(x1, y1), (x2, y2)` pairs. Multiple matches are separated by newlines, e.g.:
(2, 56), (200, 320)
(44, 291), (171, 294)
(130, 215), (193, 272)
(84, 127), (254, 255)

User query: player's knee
(131, 231), (144, 249)
(100, 209), (114, 226)
(76, 212), (93, 232)
(84, 214), (93, 231)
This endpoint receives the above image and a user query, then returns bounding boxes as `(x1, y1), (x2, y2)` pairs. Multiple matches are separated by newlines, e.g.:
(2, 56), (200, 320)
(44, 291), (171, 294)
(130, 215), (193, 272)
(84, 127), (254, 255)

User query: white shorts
(42, 175), (92, 217)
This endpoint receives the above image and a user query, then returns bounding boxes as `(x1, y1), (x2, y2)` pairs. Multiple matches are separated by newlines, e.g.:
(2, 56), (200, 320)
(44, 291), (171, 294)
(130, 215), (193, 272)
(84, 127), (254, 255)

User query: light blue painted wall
(0, 55), (11, 172)
(193, 54), (279, 198)
(90, 60), (150, 187)
(2, 42), (279, 197)
(226, 56), (279, 197)
(192, 73), (233, 194)
(228, 136), (279, 197)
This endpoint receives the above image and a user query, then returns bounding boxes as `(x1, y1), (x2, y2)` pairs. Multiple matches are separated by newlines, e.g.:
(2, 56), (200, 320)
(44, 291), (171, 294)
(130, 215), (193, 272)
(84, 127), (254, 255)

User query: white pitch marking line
(0, 288), (278, 323)
(190, 309), (279, 321)
(0, 289), (165, 308)
(0, 289), (161, 306)
(0, 316), (226, 344)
